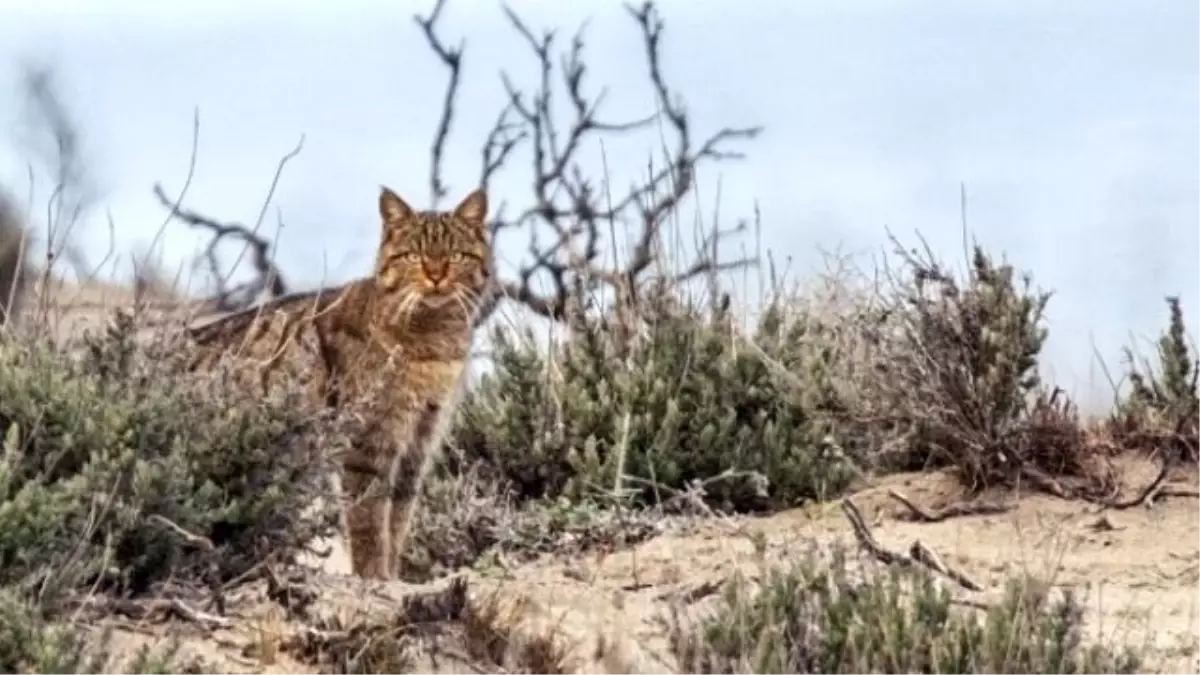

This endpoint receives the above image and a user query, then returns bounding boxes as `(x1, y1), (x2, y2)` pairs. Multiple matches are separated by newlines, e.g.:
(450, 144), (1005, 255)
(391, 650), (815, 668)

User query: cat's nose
(424, 262), (448, 284)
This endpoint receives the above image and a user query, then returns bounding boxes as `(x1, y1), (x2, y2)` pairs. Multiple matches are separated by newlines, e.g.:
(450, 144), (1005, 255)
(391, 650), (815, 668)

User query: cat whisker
(393, 292), (419, 323)
(451, 288), (480, 321)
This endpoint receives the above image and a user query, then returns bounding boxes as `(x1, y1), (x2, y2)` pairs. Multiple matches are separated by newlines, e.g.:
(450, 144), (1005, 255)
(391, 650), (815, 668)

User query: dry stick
(1103, 454), (1174, 510)
(65, 595), (230, 630)
(886, 489), (1013, 523)
(148, 514), (227, 616)
(1100, 444), (1198, 511)
(152, 183), (289, 314)
(908, 540), (983, 592)
(840, 498), (982, 592)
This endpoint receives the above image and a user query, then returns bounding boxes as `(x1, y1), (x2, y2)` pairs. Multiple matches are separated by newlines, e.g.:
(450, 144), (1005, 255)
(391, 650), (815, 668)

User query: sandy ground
(93, 454), (1200, 667)
(35, 281), (1200, 673)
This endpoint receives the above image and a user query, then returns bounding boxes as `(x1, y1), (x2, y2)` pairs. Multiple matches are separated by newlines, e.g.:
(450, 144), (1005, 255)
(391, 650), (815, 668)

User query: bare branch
(153, 134), (303, 315)
(440, 0), (762, 329)
(152, 183), (289, 313)
(414, 0), (463, 208)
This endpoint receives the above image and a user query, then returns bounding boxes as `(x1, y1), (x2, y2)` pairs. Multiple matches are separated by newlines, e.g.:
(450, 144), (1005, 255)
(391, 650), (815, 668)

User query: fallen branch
(65, 594), (230, 630)
(840, 498), (982, 592)
(1103, 454), (1172, 510)
(908, 540), (983, 591)
(887, 489), (1013, 523)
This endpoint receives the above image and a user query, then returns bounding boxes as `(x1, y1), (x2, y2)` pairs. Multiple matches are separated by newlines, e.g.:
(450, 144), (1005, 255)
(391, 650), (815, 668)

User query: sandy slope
(98, 465), (1198, 674)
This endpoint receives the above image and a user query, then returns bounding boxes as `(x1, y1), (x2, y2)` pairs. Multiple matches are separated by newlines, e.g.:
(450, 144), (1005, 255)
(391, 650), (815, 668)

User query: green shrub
(672, 549), (1141, 674)
(453, 292), (854, 512)
(0, 311), (344, 604)
(1118, 294), (1195, 425)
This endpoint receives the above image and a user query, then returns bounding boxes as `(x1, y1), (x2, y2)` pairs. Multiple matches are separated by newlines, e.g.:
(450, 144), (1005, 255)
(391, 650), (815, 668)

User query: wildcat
(189, 186), (491, 579)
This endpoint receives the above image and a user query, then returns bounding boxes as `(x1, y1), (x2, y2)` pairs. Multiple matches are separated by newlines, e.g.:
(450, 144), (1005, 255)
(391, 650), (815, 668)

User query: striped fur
(189, 187), (491, 579)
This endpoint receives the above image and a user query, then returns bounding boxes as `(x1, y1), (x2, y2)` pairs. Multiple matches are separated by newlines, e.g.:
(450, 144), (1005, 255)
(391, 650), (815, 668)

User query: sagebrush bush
(1104, 294), (1200, 461)
(832, 239), (1116, 495)
(453, 292), (854, 512)
(1118, 296), (1195, 427)
(672, 549), (1141, 674)
(0, 311), (344, 604)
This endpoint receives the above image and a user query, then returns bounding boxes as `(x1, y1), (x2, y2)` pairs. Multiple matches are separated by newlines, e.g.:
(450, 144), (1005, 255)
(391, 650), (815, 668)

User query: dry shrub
(402, 451), (681, 582)
(0, 590), (202, 674)
(819, 236), (1116, 497)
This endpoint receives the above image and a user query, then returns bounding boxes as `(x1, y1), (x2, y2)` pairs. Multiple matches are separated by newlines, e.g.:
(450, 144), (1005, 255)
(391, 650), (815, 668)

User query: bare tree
(161, 1), (761, 330)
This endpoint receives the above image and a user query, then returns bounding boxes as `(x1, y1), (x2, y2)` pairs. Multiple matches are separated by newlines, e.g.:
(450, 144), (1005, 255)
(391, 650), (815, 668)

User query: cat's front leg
(341, 449), (394, 580)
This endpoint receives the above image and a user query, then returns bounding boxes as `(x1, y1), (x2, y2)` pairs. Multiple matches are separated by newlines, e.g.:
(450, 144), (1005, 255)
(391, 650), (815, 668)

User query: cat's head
(374, 186), (493, 316)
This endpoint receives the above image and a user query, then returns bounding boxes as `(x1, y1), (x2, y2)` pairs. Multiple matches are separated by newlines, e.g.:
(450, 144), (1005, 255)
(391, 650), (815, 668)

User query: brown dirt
(37, 283), (1200, 674)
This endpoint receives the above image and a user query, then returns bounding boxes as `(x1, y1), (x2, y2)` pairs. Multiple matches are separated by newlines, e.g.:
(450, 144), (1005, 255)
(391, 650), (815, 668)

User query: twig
(65, 595), (230, 629)
(148, 514), (226, 615)
(148, 514), (215, 551)
(887, 489), (1013, 523)
(152, 182), (289, 313)
(414, 0), (462, 208)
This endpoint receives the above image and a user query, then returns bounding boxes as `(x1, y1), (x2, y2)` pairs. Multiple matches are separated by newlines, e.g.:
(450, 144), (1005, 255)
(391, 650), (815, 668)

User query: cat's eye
(449, 252), (466, 263)
(402, 252), (421, 263)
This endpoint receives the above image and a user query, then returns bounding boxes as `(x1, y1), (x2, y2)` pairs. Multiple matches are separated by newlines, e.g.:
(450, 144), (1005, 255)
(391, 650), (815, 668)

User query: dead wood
(840, 498), (982, 592)
(887, 489), (1013, 523)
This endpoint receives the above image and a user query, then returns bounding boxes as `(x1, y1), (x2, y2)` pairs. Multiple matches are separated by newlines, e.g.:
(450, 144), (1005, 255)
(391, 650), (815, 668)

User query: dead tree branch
(152, 183), (289, 313)
(886, 489), (1014, 523)
(421, 0), (762, 329)
(841, 498), (983, 592)
(414, 0), (463, 209)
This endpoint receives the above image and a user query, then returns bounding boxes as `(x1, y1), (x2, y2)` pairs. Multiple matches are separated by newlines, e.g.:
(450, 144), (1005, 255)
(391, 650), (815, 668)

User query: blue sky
(1, 0), (1197, 407)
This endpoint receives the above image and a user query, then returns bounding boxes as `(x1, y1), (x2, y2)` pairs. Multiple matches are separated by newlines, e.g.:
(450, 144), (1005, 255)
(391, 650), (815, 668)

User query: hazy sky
(1, 0), (1197, 406)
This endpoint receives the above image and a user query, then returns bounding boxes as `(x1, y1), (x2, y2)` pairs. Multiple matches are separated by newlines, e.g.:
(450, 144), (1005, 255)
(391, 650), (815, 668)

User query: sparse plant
(1118, 295), (1195, 425)
(672, 549), (1142, 674)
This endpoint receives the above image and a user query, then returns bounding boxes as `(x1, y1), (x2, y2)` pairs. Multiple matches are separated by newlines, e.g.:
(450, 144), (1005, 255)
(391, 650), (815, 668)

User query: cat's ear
(379, 186), (413, 224)
(452, 188), (488, 230)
